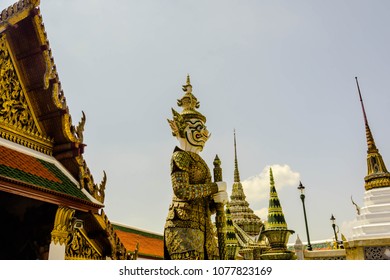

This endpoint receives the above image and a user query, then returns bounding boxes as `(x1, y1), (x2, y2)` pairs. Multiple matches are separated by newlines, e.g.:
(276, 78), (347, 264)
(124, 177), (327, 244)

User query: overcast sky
(3, 0), (390, 243)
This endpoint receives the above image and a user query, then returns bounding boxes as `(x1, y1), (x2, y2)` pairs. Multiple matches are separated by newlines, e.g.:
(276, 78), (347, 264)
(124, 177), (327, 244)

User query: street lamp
(330, 214), (339, 249)
(298, 181), (312, 251)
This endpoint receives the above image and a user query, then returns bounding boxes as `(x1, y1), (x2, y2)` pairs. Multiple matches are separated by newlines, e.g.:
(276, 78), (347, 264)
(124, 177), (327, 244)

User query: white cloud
(241, 164), (300, 206)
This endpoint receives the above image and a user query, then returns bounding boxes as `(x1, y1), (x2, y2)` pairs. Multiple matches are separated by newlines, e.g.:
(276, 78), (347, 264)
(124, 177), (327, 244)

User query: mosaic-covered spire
(228, 131), (262, 236)
(233, 130), (240, 182)
(225, 204), (239, 260)
(355, 77), (390, 191)
(265, 168), (287, 230)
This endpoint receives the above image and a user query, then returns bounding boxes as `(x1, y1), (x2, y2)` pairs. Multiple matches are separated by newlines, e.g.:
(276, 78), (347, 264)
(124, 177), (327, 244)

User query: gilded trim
(0, 0), (40, 33)
(50, 206), (75, 246)
(31, 11), (56, 89)
(66, 228), (103, 260)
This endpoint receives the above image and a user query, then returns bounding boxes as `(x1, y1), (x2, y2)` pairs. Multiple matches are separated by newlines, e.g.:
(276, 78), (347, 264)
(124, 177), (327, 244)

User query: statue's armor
(164, 147), (219, 260)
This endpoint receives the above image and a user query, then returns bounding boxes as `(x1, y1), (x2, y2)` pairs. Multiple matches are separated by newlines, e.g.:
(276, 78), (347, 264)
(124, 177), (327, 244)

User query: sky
(2, 0), (390, 244)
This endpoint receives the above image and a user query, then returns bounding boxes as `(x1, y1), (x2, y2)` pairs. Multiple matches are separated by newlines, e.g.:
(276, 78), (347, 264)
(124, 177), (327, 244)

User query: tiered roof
(0, 0), (129, 259)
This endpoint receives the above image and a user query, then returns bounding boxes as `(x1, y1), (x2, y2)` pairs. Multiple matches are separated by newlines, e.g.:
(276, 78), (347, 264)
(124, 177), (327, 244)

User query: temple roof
(112, 223), (164, 260)
(0, 0), (106, 205)
(0, 137), (102, 211)
(0, 0), (131, 259)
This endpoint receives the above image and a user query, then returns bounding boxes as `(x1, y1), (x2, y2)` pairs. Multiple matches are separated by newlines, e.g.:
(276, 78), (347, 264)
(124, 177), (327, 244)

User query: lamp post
(298, 181), (312, 251)
(330, 214), (339, 249)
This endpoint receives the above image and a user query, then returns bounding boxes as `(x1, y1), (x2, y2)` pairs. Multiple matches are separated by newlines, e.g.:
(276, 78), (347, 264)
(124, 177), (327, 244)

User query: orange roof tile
(113, 226), (163, 259)
(0, 146), (61, 183)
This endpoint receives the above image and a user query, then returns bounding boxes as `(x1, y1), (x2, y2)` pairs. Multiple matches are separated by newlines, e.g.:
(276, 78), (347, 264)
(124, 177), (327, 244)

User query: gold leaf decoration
(0, 35), (39, 134)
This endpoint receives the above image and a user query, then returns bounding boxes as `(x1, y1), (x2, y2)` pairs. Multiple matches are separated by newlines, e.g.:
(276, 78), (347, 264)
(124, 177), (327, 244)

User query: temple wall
(303, 249), (346, 260)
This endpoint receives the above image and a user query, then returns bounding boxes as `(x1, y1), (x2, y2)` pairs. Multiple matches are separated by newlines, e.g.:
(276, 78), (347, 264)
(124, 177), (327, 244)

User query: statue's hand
(213, 191), (228, 204)
(216, 181), (227, 192)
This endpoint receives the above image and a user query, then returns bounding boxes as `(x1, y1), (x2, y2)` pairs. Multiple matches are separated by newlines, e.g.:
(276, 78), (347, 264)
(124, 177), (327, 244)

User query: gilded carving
(50, 206), (75, 246)
(0, 34), (53, 154)
(66, 229), (102, 260)
(30, 11), (56, 90)
(75, 111), (86, 143)
(99, 210), (137, 260)
(51, 80), (67, 110)
(1, 35), (38, 133)
(0, 0), (40, 33)
(76, 156), (106, 203)
(61, 110), (86, 144)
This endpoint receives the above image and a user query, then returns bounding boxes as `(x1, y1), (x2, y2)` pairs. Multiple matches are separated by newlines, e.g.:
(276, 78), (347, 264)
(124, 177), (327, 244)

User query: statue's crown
(168, 75), (206, 137)
(176, 74), (206, 122)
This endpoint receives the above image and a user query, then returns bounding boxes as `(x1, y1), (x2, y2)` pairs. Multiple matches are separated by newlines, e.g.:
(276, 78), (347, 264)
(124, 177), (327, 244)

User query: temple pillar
(48, 206), (75, 260)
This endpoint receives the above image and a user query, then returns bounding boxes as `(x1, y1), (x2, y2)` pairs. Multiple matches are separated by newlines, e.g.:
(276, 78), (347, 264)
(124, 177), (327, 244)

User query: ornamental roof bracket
(75, 111), (86, 143)
(94, 170), (106, 203)
(63, 110), (86, 144)
(77, 156), (106, 203)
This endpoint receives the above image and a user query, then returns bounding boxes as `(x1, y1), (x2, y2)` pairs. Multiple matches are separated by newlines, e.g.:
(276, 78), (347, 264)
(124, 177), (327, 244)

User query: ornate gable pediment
(0, 33), (53, 154)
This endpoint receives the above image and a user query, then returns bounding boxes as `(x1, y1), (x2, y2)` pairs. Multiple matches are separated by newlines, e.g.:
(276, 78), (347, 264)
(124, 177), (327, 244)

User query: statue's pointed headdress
(168, 75), (206, 137)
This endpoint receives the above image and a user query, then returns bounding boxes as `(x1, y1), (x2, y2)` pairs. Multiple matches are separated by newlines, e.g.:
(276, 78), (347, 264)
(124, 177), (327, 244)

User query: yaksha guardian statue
(164, 75), (228, 260)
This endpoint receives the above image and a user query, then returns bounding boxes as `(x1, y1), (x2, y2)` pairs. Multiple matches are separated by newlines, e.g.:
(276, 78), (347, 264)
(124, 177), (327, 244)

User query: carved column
(48, 206), (75, 260)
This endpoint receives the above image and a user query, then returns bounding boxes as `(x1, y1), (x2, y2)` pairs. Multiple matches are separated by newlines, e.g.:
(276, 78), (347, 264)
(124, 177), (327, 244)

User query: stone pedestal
(345, 238), (390, 260)
(260, 229), (296, 260)
(347, 187), (390, 259)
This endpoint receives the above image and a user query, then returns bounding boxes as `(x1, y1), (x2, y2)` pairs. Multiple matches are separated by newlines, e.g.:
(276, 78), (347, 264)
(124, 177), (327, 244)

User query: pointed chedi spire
(228, 131), (263, 236)
(356, 77), (378, 153)
(265, 168), (287, 230)
(260, 168), (295, 260)
(355, 77), (390, 191)
(234, 129), (240, 182)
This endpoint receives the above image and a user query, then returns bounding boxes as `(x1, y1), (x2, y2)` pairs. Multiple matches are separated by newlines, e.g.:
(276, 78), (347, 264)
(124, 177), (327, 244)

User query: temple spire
(355, 77), (377, 153)
(233, 130), (240, 182)
(355, 77), (390, 190)
(266, 168), (287, 230)
(228, 130), (263, 236)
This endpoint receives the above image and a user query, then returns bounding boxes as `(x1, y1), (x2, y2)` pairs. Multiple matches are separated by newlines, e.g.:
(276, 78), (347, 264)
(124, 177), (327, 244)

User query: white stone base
(48, 242), (66, 260)
(350, 187), (390, 241)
